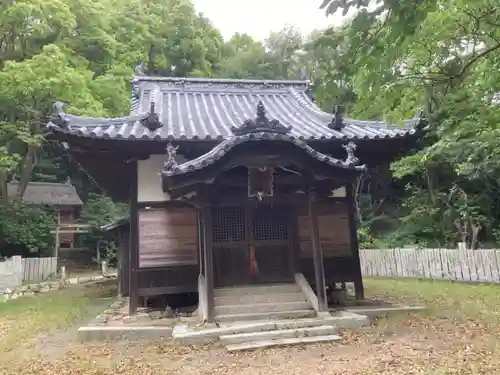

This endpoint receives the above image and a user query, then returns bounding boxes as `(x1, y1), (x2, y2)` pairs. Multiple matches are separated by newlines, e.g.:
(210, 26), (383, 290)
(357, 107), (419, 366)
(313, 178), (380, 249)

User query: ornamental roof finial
(329, 104), (345, 130)
(164, 142), (179, 171)
(343, 141), (359, 166)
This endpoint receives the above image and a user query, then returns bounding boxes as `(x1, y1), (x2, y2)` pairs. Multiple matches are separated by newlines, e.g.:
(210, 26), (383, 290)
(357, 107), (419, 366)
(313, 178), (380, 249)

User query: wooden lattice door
(212, 206), (250, 287)
(212, 203), (293, 287)
(251, 204), (294, 283)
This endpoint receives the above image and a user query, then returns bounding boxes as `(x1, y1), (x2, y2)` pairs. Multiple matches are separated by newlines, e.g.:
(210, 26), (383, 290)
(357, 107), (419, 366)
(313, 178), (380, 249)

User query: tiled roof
(7, 181), (83, 206)
(48, 76), (423, 142)
(162, 132), (365, 179)
(100, 216), (130, 231)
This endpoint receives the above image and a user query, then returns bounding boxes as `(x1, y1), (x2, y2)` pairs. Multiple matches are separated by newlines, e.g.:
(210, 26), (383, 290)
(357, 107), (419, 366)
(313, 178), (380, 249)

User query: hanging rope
(249, 244), (259, 277)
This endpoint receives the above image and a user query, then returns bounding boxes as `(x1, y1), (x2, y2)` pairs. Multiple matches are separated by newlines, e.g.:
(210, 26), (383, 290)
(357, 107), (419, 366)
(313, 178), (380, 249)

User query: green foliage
(0, 0), (226, 252)
(0, 201), (55, 257)
(3, 0), (500, 251)
(314, 0), (500, 248)
(0, 0), (227, 201)
(78, 193), (128, 265)
(357, 226), (377, 249)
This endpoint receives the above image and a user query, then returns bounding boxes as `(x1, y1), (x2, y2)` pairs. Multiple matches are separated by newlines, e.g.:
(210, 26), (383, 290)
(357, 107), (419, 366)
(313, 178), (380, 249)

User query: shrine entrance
(212, 202), (294, 288)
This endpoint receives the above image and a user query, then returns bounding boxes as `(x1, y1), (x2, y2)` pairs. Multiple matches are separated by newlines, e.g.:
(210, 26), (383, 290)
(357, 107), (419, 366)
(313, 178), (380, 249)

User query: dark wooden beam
(139, 285), (197, 297)
(201, 205), (215, 321)
(118, 227), (130, 297)
(308, 194), (328, 311)
(346, 183), (364, 300)
(287, 205), (300, 274)
(128, 160), (140, 315)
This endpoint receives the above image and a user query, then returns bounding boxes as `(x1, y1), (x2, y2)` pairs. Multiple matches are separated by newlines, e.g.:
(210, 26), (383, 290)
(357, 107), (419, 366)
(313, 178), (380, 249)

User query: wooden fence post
(101, 260), (108, 275)
(60, 265), (66, 280)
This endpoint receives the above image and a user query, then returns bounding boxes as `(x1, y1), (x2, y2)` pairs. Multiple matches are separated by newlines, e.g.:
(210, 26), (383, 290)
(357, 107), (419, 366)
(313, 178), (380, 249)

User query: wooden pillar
(202, 206), (215, 321)
(54, 212), (61, 258)
(128, 160), (140, 315)
(120, 226), (130, 297)
(308, 194), (328, 312)
(198, 211), (205, 275)
(287, 205), (300, 275)
(117, 230), (122, 297)
(346, 183), (364, 300)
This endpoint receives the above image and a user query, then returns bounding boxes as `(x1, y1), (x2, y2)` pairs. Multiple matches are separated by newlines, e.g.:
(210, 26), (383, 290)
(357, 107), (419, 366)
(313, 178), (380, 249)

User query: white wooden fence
(22, 257), (58, 282)
(0, 256), (58, 290)
(360, 248), (500, 283)
(3, 250), (500, 291)
(0, 256), (23, 291)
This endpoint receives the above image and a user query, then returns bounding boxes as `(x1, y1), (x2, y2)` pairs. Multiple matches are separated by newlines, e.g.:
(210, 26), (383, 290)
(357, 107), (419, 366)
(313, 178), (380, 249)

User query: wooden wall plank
(138, 207), (198, 268)
(298, 200), (351, 257)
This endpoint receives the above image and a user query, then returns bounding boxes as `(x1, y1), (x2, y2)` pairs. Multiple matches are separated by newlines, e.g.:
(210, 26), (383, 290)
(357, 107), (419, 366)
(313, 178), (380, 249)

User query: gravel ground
(2, 278), (500, 375)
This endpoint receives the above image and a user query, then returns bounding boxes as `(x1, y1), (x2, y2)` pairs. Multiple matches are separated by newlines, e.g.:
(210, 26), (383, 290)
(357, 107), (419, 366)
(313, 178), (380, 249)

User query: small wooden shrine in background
(7, 180), (84, 249)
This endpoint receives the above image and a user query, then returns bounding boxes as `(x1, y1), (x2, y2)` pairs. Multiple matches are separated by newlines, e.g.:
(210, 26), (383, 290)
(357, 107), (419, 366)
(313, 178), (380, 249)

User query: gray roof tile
(48, 76), (423, 141)
(7, 181), (83, 206)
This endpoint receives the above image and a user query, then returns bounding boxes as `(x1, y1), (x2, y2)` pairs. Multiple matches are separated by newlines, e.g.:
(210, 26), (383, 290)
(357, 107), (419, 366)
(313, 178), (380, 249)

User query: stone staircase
(172, 282), (371, 351)
(214, 283), (316, 322)
(220, 317), (341, 352)
(173, 312), (370, 351)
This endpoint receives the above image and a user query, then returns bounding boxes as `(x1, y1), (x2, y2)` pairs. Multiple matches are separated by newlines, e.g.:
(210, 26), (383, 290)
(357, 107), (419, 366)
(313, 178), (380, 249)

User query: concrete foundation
(77, 280), (425, 351)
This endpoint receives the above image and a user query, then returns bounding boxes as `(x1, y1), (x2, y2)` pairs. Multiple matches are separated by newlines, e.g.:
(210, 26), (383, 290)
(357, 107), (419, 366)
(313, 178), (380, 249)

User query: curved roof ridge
(133, 75), (311, 86)
(50, 111), (148, 128)
(289, 88), (422, 131)
(288, 88), (332, 121)
(162, 132), (365, 178)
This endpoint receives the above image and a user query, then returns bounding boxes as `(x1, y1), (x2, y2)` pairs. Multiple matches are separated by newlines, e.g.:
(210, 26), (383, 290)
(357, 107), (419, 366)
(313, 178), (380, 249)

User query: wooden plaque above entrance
(138, 207), (197, 268)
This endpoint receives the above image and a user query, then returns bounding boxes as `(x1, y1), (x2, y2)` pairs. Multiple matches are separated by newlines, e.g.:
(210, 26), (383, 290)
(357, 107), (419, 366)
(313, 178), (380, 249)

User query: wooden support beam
(201, 206), (215, 321)
(346, 183), (365, 300)
(54, 212), (60, 258)
(308, 194), (328, 312)
(287, 206), (300, 275)
(129, 160), (140, 315)
(197, 210), (205, 275)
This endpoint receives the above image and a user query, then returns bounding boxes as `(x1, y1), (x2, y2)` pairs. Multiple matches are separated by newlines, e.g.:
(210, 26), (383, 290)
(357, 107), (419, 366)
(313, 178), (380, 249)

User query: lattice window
(212, 207), (246, 243)
(252, 206), (288, 241)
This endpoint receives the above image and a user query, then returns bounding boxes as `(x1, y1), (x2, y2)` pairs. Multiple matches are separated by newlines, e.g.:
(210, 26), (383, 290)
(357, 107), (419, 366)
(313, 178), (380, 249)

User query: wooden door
(212, 206), (251, 287)
(212, 203), (293, 288)
(250, 203), (294, 283)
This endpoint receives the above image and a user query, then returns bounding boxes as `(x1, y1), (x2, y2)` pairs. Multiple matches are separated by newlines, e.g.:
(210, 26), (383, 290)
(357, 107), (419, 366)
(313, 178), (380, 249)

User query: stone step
(172, 315), (367, 345)
(215, 300), (311, 315)
(214, 284), (300, 298)
(329, 311), (371, 329)
(215, 291), (307, 306)
(220, 325), (337, 345)
(225, 334), (342, 352)
(173, 317), (331, 345)
(215, 309), (316, 322)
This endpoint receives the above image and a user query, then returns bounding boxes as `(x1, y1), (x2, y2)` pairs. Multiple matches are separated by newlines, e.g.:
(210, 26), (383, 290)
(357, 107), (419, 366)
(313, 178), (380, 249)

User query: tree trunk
(0, 172), (7, 202)
(15, 146), (37, 200)
(470, 222), (481, 250)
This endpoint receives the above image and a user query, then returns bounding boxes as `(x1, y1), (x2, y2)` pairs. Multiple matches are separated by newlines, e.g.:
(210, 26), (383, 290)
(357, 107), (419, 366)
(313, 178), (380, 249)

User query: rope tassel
(249, 244), (259, 276)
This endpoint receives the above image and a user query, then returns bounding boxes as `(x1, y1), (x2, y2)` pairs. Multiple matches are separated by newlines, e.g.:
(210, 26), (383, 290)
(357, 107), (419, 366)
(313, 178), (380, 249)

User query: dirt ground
(1, 278), (500, 375)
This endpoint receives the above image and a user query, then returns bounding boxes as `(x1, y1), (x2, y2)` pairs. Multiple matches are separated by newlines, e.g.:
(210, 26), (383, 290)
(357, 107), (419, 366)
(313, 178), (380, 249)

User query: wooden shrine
(46, 75), (425, 320)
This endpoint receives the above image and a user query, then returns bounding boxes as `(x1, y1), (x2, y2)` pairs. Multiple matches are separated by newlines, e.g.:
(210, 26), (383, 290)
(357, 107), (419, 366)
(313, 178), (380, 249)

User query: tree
(316, 0), (500, 247)
(0, 200), (56, 258)
(0, 0), (226, 255)
(0, 0), (226, 203)
(217, 33), (275, 79)
(264, 26), (304, 79)
(0, 44), (125, 201)
(78, 193), (128, 265)
(109, 0), (224, 77)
